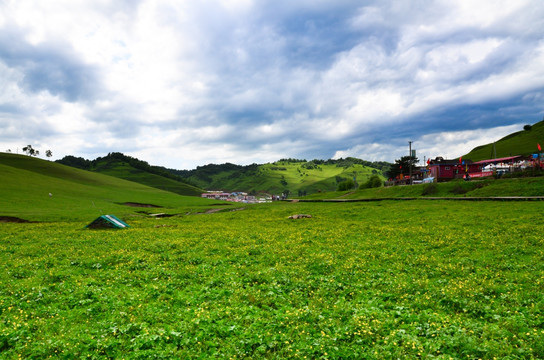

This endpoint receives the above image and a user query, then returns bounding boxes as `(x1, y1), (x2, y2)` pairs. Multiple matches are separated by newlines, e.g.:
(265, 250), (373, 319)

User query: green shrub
(337, 179), (356, 191)
(359, 174), (383, 189)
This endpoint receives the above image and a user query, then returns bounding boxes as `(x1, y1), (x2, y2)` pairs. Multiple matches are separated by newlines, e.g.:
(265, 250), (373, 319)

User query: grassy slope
(301, 177), (544, 200)
(0, 153), (230, 222)
(463, 120), (544, 161)
(90, 159), (204, 197)
(187, 161), (385, 194)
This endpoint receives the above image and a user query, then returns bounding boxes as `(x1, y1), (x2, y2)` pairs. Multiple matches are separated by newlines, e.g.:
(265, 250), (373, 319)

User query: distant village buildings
(201, 191), (272, 203)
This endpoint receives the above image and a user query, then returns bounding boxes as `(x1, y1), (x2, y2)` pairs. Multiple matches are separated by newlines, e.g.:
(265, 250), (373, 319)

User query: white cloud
(416, 124), (525, 161)
(334, 123), (525, 165)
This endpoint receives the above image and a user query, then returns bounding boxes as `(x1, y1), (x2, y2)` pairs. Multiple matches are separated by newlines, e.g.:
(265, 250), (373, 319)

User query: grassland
(2, 152), (544, 358)
(0, 153), (230, 222)
(56, 153), (204, 197)
(92, 161), (204, 197)
(302, 176), (544, 200)
(1, 201), (543, 358)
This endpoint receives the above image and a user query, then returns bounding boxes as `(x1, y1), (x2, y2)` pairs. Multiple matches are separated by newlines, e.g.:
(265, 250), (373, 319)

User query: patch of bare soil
(210, 206), (246, 213)
(205, 208), (225, 214)
(122, 202), (161, 208)
(149, 213), (175, 218)
(0, 216), (34, 223)
(288, 214), (312, 219)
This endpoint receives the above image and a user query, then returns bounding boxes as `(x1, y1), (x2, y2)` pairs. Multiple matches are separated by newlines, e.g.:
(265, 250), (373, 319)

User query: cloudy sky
(1, 0), (543, 169)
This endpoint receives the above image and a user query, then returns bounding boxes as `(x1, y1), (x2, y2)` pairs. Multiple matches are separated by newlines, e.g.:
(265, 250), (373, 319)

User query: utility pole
(409, 141), (413, 185)
(423, 156), (426, 179)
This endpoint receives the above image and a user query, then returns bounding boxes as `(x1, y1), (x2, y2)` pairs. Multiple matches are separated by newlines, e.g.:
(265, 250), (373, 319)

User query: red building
(428, 158), (482, 181)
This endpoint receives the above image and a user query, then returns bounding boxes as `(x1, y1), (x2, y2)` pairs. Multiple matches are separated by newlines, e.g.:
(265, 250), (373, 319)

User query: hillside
(301, 176), (544, 200)
(0, 153), (228, 222)
(56, 153), (204, 197)
(175, 158), (390, 195)
(463, 120), (544, 161)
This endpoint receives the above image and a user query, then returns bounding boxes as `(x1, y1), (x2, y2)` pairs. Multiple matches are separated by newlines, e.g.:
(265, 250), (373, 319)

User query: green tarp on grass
(86, 215), (130, 229)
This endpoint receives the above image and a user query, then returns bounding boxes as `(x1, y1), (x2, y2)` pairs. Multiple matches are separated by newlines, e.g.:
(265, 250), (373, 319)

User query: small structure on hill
(86, 215), (130, 229)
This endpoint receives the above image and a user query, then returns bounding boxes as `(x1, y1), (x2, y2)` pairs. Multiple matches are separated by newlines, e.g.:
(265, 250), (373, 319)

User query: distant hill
(463, 120), (544, 161)
(56, 152), (204, 197)
(0, 153), (219, 222)
(56, 153), (390, 195)
(173, 158), (391, 195)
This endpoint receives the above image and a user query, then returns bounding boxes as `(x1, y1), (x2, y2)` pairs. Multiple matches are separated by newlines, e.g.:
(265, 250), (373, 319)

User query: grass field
(86, 158), (204, 197)
(0, 153), (230, 222)
(302, 177), (544, 200)
(93, 163), (204, 197)
(1, 200), (543, 358)
(2, 152), (543, 358)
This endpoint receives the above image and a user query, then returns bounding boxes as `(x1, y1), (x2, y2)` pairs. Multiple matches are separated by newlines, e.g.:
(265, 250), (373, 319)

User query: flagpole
(409, 141), (413, 185)
(538, 143), (542, 171)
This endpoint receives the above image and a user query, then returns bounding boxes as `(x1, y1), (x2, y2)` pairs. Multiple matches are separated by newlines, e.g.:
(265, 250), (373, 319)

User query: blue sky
(1, 0), (543, 169)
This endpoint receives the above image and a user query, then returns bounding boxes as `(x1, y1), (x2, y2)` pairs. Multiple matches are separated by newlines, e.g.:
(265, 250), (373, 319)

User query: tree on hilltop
(22, 145), (39, 156)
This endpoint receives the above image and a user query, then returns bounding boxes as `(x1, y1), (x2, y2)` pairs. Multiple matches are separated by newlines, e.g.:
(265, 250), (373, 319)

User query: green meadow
(303, 176), (544, 200)
(2, 201), (544, 359)
(1, 153), (544, 358)
(0, 153), (226, 222)
(90, 162), (204, 198)
(56, 153), (205, 197)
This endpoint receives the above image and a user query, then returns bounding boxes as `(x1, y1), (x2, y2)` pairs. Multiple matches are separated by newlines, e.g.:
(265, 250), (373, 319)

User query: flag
(426, 159), (430, 165)
(459, 156), (462, 164)
(538, 143), (542, 151)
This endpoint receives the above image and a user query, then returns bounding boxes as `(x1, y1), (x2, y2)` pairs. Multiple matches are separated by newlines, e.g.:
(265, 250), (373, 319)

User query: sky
(1, 0), (543, 170)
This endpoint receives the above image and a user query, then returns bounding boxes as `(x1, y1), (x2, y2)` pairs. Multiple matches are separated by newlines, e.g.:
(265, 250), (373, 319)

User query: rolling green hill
(463, 120), (544, 161)
(177, 158), (389, 195)
(57, 153), (390, 195)
(0, 153), (229, 222)
(56, 153), (204, 197)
